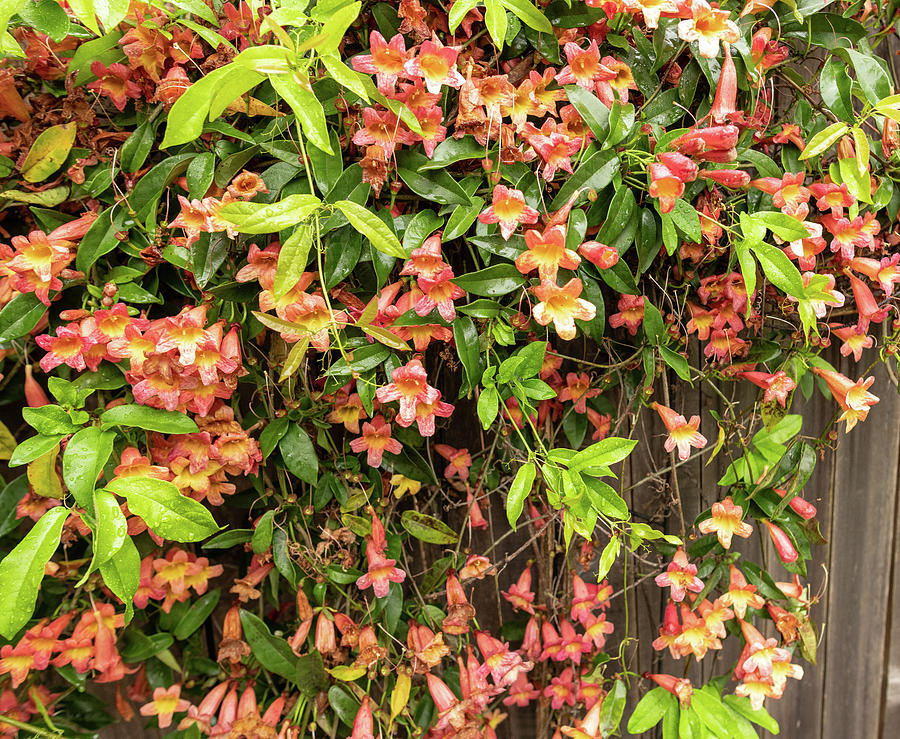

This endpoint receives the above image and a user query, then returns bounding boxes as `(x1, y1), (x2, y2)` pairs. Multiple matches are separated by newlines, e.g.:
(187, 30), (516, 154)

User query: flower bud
(764, 521), (799, 563)
(24, 365), (50, 408)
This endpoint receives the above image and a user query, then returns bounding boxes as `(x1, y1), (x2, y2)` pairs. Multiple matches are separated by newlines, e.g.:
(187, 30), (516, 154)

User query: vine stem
(0, 716), (63, 738)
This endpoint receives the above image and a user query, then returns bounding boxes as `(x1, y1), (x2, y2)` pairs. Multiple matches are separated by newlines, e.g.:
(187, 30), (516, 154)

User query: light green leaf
(751, 242), (806, 298)
(99, 534), (139, 623)
(568, 437), (638, 473)
(335, 200), (406, 258)
(106, 476), (219, 542)
(81, 489), (128, 583)
(217, 194), (322, 234)
(270, 72), (333, 154)
(507, 462), (536, 529)
(273, 222), (315, 299)
(484, 0), (507, 48)
(0, 506), (67, 638)
(798, 122), (848, 160)
(63, 427), (116, 509)
(500, 0), (553, 32)
(161, 64), (247, 148)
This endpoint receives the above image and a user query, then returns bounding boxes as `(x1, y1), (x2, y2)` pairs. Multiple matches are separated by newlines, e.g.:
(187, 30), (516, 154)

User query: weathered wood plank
(820, 360), (900, 739)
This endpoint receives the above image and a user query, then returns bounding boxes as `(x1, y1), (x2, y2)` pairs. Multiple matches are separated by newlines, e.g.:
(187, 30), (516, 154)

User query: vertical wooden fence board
(881, 438), (900, 736)
(821, 363), (900, 739)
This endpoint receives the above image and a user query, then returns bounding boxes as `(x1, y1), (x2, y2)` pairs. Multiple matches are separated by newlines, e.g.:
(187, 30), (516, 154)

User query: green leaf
(451, 264), (525, 296)
(100, 404), (199, 434)
(551, 148), (619, 208)
(755, 211), (811, 241)
(0, 292), (47, 342)
(643, 301), (665, 344)
(22, 405), (81, 435)
(820, 56), (853, 122)
(477, 385), (500, 429)
(722, 696), (779, 734)
(582, 476), (630, 520)
(395, 150), (472, 205)
(269, 73), (333, 154)
(660, 346), (691, 382)
(273, 222), (315, 299)
(453, 315), (483, 396)
(17, 0), (69, 42)
(217, 194), (321, 235)
(0, 475), (27, 538)
(506, 462), (536, 529)
(173, 590), (221, 639)
(8, 433), (64, 468)
(564, 86), (610, 140)
(484, 0), (507, 47)
(628, 688), (677, 733)
(20, 123), (76, 183)
(568, 437), (637, 472)
(279, 424), (319, 485)
(596, 536), (620, 580)
(799, 122), (848, 160)
(334, 200), (406, 259)
(83, 489), (129, 579)
(751, 242), (806, 298)
(669, 198), (701, 242)
(691, 687), (734, 738)
(202, 528), (253, 549)
(420, 136), (486, 170)
(500, 0), (553, 32)
(401, 510), (458, 544)
(75, 209), (120, 273)
(63, 427), (116, 509)
(240, 609), (301, 680)
(448, 0), (479, 32)
(105, 476), (219, 542)
(0, 506), (67, 638)
(99, 534), (139, 623)
(251, 510), (275, 555)
(161, 64), (249, 148)
(845, 49), (893, 107)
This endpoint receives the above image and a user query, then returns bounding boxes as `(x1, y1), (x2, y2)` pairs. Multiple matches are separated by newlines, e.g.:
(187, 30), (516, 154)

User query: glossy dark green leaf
(453, 315), (483, 396)
(0, 475), (27, 538)
(240, 610), (303, 682)
(420, 136), (487, 170)
(173, 590), (221, 640)
(202, 528), (253, 549)
(0, 292), (47, 342)
(191, 232), (228, 288)
(401, 510), (458, 544)
(451, 264), (525, 296)
(551, 148), (619, 208)
(564, 85), (610, 140)
(279, 424), (319, 485)
(395, 150), (472, 206)
(251, 510), (276, 554)
(100, 404), (199, 434)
